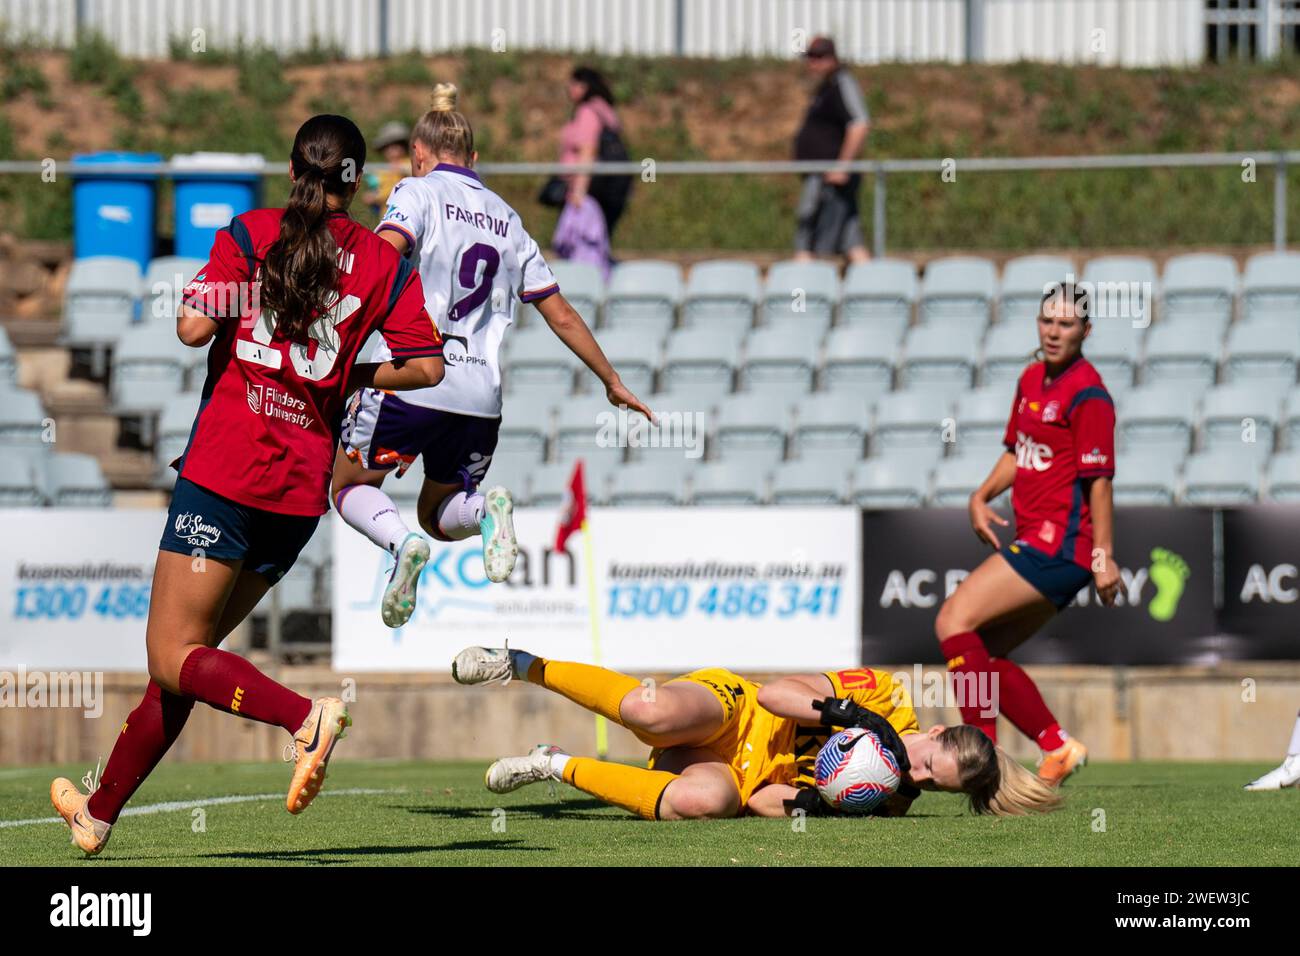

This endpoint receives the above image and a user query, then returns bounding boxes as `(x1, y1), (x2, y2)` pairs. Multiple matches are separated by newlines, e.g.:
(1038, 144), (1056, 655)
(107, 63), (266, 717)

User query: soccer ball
(814, 727), (902, 814)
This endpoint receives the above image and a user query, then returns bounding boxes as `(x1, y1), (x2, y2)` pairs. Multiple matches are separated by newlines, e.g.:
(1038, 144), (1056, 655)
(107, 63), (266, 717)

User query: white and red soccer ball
(814, 727), (903, 813)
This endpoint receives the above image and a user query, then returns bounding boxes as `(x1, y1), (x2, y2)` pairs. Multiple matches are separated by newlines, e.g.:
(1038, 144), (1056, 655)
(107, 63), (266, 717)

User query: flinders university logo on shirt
(247, 382), (263, 414)
(174, 512), (222, 548)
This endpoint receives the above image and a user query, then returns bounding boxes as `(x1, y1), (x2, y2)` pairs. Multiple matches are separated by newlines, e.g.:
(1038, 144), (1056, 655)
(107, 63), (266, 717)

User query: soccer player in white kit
(332, 84), (651, 627)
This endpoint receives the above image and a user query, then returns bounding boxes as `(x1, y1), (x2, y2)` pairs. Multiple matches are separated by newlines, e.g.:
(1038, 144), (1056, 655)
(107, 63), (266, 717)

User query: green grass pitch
(1, 760), (1294, 866)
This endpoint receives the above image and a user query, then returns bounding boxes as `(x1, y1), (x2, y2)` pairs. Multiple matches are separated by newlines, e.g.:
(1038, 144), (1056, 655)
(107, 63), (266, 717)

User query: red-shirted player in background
(49, 115), (445, 856)
(936, 282), (1119, 787)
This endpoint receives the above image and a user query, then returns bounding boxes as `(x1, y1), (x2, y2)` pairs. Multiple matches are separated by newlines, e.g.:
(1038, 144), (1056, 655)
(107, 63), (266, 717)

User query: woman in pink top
(560, 66), (627, 237)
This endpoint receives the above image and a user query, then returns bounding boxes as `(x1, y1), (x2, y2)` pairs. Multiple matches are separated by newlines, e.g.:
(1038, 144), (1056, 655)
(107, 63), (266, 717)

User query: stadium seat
(821, 326), (895, 400)
(690, 460), (768, 506)
(608, 455), (695, 507)
(64, 257), (142, 376)
(1081, 320), (1143, 398)
(980, 320), (1039, 388)
(1160, 253), (1236, 333)
(929, 455), (994, 507)
(482, 452), (533, 503)
(502, 325), (578, 400)
(580, 327), (660, 397)
(1265, 451), (1300, 503)
(46, 452), (112, 507)
(1223, 318), (1300, 392)
(917, 256), (996, 328)
(604, 260), (682, 336)
(1111, 450), (1181, 506)
(155, 390), (203, 488)
(495, 399), (554, 463)
(548, 260), (605, 328)
(997, 255), (1074, 326)
(644, 388), (722, 440)
(0, 451), (44, 507)
(871, 389), (953, 455)
(0, 386), (50, 450)
(1198, 383), (1280, 462)
(850, 456), (933, 509)
(761, 259), (839, 333)
(1180, 450), (1260, 505)
(1117, 384), (1198, 457)
(526, 458), (616, 508)
(712, 393), (791, 467)
(661, 328), (739, 398)
(1283, 387), (1300, 450)
(0, 326), (16, 384)
(1241, 251), (1300, 324)
(791, 394), (869, 461)
(681, 260), (759, 336)
(740, 327), (818, 399)
(1139, 315), (1222, 390)
(898, 324), (981, 397)
(952, 386), (1015, 458)
(840, 258), (916, 341)
(555, 395), (627, 464)
(111, 323), (190, 414)
(770, 459), (848, 505)
(1081, 255), (1157, 328)
(141, 256), (204, 324)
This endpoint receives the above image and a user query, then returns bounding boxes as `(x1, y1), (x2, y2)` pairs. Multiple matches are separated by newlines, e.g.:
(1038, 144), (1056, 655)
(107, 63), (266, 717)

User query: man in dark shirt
(793, 36), (871, 262)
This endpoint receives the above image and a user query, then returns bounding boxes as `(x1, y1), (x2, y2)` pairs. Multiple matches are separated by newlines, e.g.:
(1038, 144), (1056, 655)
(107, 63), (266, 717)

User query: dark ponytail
(259, 114), (367, 343)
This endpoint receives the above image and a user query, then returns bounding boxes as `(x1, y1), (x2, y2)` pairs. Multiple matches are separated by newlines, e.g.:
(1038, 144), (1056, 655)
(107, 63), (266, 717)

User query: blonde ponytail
(429, 82), (458, 112)
(412, 82), (475, 164)
(938, 724), (1064, 816)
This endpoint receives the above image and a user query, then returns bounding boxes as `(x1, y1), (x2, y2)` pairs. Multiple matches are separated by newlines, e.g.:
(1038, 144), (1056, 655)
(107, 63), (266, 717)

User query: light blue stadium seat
(528, 458), (617, 508)
(840, 259), (916, 341)
(661, 328), (739, 397)
(496, 399), (554, 463)
(1283, 387), (1300, 450)
(503, 326), (578, 400)
(929, 455), (994, 507)
(112, 323), (190, 414)
(555, 395), (626, 465)
(1140, 316), (1222, 390)
(1241, 251), (1300, 324)
(681, 260), (759, 336)
(771, 459), (847, 505)
(482, 452), (533, 504)
(1198, 383), (1280, 462)
(1180, 450), (1260, 505)
(898, 324), (981, 397)
(580, 327), (660, 397)
(871, 390), (953, 455)
(690, 460), (768, 506)
(0, 450), (44, 507)
(1266, 451), (1300, 503)
(46, 452), (111, 507)
(604, 260), (682, 336)
(0, 326), (17, 384)
(792, 394), (869, 460)
(1112, 450), (1181, 506)
(141, 256), (205, 324)
(918, 256), (996, 328)
(644, 388), (722, 438)
(549, 260), (605, 328)
(65, 255), (141, 334)
(980, 320), (1039, 387)
(1223, 319), (1300, 392)
(1082, 255), (1157, 327)
(1082, 320), (1144, 399)
(762, 259), (839, 333)
(850, 456), (933, 509)
(821, 326), (894, 400)
(0, 386), (50, 450)
(1160, 253), (1236, 333)
(997, 255), (1074, 326)
(712, 393), (790, 467)
(1117, 384), (1199, 457)
(609, 455), (695, 507)
(740, 327), (817, 399)
(155, 390), (202, 488)
(952, 385), (1015, 458)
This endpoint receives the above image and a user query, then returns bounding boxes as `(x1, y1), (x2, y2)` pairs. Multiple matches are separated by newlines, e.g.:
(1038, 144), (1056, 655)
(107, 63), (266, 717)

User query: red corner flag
(554, 459), (587, 552)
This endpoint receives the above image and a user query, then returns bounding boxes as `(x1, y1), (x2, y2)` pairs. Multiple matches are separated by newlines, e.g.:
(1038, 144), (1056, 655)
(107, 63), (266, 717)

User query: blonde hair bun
(430, 82), (459, 112)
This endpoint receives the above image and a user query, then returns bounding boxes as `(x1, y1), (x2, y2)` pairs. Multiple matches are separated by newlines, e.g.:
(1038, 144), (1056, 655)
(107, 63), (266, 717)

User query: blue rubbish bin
(171, 153), (265, 260)
(71, 152), (162, 270)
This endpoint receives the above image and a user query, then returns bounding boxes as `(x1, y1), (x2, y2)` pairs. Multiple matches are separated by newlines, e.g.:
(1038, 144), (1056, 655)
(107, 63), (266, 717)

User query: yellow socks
(527, 658), (640, 725)
(562, 757), (676, 820)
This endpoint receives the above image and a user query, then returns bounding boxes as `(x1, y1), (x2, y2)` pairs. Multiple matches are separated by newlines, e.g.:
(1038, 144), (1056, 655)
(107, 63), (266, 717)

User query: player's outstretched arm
(755, 674), (835, 721)
(176, 304), (221, 347)
(533, 292), (655, 422)
(1088, 476), (1119, 606)
(348, 356), (444, 393)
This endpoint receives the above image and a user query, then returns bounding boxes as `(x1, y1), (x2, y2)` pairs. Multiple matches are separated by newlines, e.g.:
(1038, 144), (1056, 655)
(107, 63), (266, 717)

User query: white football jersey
(374, 163), (559, 417)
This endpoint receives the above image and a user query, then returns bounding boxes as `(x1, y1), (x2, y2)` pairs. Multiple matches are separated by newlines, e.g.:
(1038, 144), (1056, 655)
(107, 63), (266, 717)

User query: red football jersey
(1001, 357), (1116, 567)
(178, 209), (443, 516)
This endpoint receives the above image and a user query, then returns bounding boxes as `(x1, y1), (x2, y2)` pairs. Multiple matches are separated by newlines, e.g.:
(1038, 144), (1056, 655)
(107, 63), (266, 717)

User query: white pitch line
(0, 787), (403, 829)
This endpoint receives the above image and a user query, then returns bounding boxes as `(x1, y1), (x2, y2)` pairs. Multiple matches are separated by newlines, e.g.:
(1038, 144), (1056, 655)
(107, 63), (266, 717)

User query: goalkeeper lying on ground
(451, 646), (1062, 819)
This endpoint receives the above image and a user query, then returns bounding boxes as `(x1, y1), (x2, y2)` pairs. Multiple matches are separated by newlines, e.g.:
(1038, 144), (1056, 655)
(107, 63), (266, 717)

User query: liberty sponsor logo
(49, 885), (152, 936)
(1014, 431), (1053, 471)
(1080, 447), (1109, 467)
(174, 512), (221, 547)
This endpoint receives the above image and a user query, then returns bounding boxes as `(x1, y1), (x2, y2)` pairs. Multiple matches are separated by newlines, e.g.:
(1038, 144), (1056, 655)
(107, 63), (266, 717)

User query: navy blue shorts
(1000, 541), (1093, 609)
(159, 478), (320, 584)
(341, 389), (500, 489)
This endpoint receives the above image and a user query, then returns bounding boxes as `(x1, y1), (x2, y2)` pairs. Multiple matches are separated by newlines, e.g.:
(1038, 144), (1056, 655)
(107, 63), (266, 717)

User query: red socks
(991, 658), (1066, 750)
(178, 646), (312, 734)
(87, 681), (195, 824)
(940, 630), (997, 742)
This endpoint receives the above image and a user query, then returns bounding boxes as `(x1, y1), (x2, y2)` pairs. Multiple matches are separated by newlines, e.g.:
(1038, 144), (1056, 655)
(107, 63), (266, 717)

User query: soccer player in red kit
(49, 115), (445, 856)
(935, 282), (1119, 786)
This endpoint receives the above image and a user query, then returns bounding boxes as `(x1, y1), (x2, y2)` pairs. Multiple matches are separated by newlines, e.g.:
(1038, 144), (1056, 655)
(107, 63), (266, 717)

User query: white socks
(436, 490), (486, 541)
(1288, 710), (1300, 756)
(336, 484), (410, 556)
(549, 752), (571, 778)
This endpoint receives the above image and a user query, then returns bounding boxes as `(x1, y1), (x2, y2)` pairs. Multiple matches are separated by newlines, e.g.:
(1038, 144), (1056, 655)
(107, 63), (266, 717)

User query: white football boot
(451, 645), (517, 686)
(479, 486), (518, 584)
(1243, 753), (1300, 791)
(381, 532), (430, 628)
(486, 744), (569, 794)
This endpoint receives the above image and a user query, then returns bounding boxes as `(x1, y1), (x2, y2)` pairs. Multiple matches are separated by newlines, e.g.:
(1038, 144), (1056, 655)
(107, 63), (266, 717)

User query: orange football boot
(1037, 738), (1088, 786)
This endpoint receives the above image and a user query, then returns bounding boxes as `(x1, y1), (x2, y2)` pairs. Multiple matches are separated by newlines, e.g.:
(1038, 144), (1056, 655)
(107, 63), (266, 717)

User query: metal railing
(3, 149), (1295, 255)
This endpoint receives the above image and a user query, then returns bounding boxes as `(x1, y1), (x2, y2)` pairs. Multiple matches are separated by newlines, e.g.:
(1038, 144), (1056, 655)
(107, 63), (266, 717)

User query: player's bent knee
(619, 694), (681, 738)
(665, 780), (739, 820)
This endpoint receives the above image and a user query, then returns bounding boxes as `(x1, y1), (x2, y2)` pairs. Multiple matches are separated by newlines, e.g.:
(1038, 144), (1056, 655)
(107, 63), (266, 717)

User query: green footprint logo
(1148, 547), (1190, 622)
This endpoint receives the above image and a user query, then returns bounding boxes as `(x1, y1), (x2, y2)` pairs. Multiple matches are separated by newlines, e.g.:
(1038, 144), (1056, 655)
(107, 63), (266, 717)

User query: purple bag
(552, 196), (611, 281)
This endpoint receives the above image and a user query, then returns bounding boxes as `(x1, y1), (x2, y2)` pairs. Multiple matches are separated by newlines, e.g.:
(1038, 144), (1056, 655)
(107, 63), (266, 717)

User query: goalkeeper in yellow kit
(451, 646), (1061, 819)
